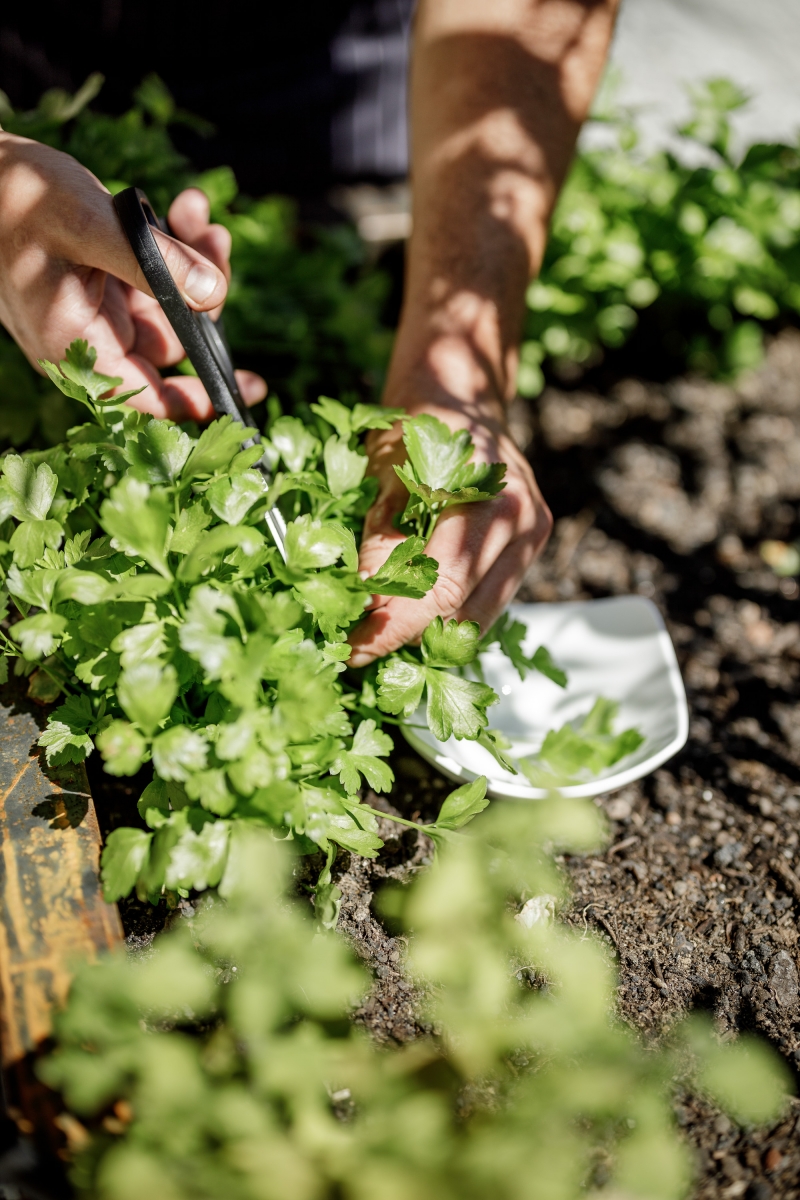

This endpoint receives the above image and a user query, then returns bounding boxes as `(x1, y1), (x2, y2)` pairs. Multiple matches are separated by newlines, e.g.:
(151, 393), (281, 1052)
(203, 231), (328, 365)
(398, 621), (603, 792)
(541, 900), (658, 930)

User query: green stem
(81, 499), (103, 528)
(362, 803), (432, 835)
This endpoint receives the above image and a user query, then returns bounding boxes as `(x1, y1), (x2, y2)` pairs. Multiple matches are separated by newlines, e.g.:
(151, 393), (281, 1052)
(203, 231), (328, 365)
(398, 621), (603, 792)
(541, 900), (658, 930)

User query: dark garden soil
(102, 330), (800, 1198)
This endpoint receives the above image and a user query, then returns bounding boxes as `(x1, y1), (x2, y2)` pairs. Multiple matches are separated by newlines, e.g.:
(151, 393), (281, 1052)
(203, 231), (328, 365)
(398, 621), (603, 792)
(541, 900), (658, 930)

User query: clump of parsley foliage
(0, 341), (588, 915)
(40, 817), (790, 1200)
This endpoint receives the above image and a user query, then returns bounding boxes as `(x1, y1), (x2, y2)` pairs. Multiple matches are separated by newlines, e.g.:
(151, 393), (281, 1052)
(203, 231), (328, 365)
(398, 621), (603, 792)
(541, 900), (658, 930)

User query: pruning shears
(113, 186), (287, 559)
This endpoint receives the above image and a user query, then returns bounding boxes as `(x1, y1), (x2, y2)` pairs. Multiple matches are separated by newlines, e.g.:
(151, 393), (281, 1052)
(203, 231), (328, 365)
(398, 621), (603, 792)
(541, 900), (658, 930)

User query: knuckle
(431, 572), (469, 616)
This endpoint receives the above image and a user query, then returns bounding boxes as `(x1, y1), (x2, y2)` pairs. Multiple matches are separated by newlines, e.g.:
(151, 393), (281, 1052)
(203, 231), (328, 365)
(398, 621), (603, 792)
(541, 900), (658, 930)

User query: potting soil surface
(103, 330), (800, 1199)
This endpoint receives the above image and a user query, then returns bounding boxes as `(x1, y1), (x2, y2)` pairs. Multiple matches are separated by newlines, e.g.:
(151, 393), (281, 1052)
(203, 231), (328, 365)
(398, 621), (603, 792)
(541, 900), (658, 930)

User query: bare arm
(349, 0), (619, 665)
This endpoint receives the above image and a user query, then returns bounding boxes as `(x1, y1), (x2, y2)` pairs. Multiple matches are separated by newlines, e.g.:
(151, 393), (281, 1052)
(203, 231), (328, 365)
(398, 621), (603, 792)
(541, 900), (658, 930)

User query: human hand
(0, 133), (265, 420)
(348, 388), (552, 667)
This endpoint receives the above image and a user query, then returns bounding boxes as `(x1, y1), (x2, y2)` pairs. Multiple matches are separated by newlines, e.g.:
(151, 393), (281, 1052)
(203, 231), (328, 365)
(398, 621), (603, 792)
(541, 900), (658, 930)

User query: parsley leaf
(433, 776), (489, 830)
(403, 415), (474, 490)
(100, 477), (173, 579)
(422, 616), (481, 668)
(331, 719), (394, 795)
(125, 419), (192, 484)
(425, 670), (498, 741)
(519, 699), (645, 786)
(365, 537), (439, 599)
(207, 470), (267, 524)
(479, 613), (568, 686)
(270, 416), (318, 472)
(117, 662), (178, 735)
(96, 720), (148, 776)
(39, 719), (94, 766)
(100, 827), (152, 903)
(0, 456), (57, 521)
(323, 437), (367, 497)
(181, 416), (250, 481)
(377, 620), (499, 741)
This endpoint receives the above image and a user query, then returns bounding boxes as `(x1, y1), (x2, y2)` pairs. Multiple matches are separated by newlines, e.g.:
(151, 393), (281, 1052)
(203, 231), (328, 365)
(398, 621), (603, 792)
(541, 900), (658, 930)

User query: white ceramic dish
(401, 596), (689, 800)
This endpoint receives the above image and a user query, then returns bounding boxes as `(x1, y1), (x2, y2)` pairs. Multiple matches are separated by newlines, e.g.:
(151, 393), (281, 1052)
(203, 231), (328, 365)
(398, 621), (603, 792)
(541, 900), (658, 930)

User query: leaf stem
(361, 803), (433, 835)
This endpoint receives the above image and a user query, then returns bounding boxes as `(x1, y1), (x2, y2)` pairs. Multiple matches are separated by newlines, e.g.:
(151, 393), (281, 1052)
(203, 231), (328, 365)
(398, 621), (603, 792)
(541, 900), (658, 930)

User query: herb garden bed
(303, 328), (800, 1196)
(516, 329), (800, 1197)
(16, 329), (791, 1200)
(2, 75), (800, 1200)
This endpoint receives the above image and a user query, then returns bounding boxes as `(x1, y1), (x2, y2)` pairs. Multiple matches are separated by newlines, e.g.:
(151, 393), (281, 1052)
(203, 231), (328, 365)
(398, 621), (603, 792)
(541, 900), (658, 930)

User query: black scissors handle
(113, 186), (288, 560)
(113, 186), (257, 430)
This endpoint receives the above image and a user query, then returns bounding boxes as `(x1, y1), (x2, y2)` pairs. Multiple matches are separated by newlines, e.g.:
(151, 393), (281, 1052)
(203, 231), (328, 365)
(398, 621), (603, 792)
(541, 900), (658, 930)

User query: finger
(357, 477), (409, 609)
(56, 182), (229, 312)
(100, 351), (266, 422)
(167, 189), (232, 307)
(453, 534), (541, 631)
(151, 369), (267, 422)
(356, 432), (416, 606)
(167, 189), (212, 243)
(348, 491), (522, 666)
(126, 286), (186, 366)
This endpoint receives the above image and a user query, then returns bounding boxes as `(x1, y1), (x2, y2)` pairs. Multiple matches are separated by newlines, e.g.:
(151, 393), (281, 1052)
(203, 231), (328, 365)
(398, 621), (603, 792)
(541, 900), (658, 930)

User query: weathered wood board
(0, 681), (122, 1074)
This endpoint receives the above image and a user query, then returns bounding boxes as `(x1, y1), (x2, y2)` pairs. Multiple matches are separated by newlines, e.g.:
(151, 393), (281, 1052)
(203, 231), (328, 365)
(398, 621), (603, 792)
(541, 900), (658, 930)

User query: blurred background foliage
(41, 811), (790, 1200)
(520, 78), (800, 395)
(1, 73), (799, 447)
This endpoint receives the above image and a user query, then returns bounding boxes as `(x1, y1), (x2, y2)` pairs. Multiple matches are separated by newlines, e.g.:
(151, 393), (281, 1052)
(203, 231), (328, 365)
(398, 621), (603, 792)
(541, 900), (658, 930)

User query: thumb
(149, 224), (228, 311)
(58, 172), (228, 312)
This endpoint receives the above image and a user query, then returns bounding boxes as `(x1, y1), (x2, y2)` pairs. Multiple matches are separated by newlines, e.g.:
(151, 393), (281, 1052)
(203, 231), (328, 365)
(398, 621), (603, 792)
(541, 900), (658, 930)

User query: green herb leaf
(284, 515), (357, 573)
(292, 573), (366, 639)
(433, 776), (489, 830)
(100, 477), (173, 579)
(424, 669), (498, 741)
(331, 718), (394, 795)
(529, 645), (568, 688)
(270, 416), (318, 472)
(9, 518), (63, 568)
(422, 616), (482, 668)
(39, 718), (94, 766)
(0, 456), (57, 521)
(207, 470), (267, 524)
(477, 727), (518, 774)
(323, 436), (367, 497)
(181, 416), (250, 481)
(519, 699), (645, 785)
(479, 613), (568, 687)
(403, 414), (474, 490)
(375, 658), (427, 718)
(365, 537), (439, 599)
(125, 419), (192, 484)
(177, 524), (265, 582)
(117, 662), (178, 735)
(165, 819), (230, 891)
(169, 503), (213, 555)
(96, 720), (148, 776)
(13, 612), (67, 659)
(101, 827), (152, 903)
(152, 726), (208, 781)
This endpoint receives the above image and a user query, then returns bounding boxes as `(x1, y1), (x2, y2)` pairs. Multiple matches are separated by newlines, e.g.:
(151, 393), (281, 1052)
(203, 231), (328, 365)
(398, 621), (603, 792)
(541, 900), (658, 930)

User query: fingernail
(348, 650), (375, 668)
(184, 264), (218, 304)
(358, 570), (371, 581)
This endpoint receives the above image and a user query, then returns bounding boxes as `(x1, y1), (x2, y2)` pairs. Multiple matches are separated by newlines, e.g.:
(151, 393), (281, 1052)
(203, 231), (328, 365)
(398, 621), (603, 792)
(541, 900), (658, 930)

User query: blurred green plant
(0, 74), (393, 450)
(518, 78), (800, 395)
(41, 812), (790, 1200)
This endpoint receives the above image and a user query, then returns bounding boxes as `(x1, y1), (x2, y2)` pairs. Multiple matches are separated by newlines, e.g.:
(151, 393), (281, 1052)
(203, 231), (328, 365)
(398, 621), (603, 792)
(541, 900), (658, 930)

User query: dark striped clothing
(0, 0), (414, 194)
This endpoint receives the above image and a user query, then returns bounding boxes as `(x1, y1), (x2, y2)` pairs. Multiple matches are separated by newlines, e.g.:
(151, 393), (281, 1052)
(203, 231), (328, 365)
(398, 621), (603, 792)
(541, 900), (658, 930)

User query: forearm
(388, 0), (619, 419)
